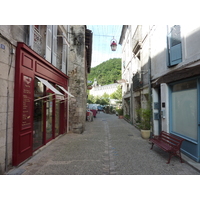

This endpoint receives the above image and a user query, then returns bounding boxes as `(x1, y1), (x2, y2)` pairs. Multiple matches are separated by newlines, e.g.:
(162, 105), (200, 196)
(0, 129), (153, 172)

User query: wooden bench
(149, 131), (185, 164)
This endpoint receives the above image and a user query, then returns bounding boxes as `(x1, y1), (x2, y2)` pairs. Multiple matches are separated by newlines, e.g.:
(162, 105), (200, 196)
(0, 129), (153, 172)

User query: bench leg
(167, 153), (172, 164)
(179, 152), (184, 163)
(150, 143), (154, 150)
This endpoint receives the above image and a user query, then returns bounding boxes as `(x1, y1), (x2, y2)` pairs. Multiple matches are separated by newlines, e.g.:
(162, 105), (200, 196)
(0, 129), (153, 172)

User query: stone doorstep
(7, 168), (25, 175)
(182, 154), (200, 172)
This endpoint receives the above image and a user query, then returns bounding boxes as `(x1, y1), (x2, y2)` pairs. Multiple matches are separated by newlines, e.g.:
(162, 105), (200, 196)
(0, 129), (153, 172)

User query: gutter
(148, 26), (153, 139)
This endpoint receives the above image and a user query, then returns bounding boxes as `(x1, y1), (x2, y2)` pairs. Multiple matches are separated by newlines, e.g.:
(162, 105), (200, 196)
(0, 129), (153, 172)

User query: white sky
(86, 25), (122, 68)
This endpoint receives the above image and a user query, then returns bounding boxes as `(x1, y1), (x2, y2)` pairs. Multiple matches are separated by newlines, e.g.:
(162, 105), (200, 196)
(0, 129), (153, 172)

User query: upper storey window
(29, 25), (69, 74)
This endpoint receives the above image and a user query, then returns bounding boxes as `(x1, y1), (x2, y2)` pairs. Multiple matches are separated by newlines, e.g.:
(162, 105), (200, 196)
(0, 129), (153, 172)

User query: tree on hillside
(87, 58), (121, 86)
(110, 85), (122, 100)
(87, 93), (110, 105)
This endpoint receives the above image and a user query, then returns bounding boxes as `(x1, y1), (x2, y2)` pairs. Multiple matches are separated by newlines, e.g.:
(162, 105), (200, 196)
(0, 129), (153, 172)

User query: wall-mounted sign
(0, 44), (5, 50)
(21, 75), (33, 130)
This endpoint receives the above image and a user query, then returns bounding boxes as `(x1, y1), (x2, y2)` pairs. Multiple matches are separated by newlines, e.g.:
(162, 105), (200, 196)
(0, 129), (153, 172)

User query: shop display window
(171, 79), (197, 140)
(33, 77), (65, 151)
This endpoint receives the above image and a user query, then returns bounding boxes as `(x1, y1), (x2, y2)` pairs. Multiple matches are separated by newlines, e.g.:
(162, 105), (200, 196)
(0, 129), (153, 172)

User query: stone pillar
(68, 25), (87, 134)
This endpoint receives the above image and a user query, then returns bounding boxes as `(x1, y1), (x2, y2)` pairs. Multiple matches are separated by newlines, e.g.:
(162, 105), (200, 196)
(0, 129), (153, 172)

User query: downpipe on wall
(148, 25), (154, 139)
(5, 87), (9, 172)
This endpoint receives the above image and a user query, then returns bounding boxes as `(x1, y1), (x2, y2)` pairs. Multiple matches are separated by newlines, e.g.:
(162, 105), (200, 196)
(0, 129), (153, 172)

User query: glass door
(55, 86), (61, 137)
(33, 78), (65, 149)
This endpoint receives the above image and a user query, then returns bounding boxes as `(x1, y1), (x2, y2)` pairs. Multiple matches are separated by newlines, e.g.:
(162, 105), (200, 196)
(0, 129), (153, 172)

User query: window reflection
(172, 80), (197, 140)
(55, 86), (61, 137)
(33, 78), (64, 150)
(46, 90), (53, 141)
(33, 79), (44, 151)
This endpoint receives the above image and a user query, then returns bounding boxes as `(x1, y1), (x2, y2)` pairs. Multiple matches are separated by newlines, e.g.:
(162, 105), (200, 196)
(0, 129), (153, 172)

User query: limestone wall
(68, 25), (87, 134)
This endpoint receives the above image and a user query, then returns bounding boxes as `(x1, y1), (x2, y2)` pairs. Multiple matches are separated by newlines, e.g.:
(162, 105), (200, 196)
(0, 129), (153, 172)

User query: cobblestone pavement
(7, 112), (200, 175)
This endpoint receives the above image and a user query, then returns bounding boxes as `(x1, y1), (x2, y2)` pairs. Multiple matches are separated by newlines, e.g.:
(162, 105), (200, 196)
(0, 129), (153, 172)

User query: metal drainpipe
(148, 25), (153, 138)
(5, 86), (9, 172)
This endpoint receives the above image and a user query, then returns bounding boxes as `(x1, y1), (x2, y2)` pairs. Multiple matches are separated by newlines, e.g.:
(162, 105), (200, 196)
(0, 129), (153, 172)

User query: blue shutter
(167, 25), (182, 67)
(170, 43), (182, 65)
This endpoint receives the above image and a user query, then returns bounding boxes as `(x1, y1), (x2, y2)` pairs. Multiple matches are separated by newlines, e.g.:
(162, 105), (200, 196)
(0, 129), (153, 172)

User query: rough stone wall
(68, 25), (87, 134)
(0, 26), (24, 174)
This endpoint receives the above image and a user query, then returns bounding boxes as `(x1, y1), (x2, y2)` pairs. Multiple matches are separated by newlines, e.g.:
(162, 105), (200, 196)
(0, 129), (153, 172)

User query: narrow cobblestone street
(8, 112), (200, 175)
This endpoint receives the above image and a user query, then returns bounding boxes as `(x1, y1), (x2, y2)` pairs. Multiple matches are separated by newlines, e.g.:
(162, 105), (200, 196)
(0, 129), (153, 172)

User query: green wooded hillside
(88, 58), (121, 86)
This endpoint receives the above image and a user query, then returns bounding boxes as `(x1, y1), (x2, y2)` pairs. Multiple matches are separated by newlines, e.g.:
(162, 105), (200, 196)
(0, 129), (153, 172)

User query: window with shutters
(167, 25), (182, 67)
(29, 25), (68, 72)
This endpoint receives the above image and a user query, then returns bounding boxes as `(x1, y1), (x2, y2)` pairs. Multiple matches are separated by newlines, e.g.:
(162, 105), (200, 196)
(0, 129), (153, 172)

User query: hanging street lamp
(110, 38), (117, 51)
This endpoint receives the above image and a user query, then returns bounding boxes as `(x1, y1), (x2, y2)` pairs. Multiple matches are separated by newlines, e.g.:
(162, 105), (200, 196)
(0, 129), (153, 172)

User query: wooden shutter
(52, 25), (57, 66)
(46, 25), (52, 63)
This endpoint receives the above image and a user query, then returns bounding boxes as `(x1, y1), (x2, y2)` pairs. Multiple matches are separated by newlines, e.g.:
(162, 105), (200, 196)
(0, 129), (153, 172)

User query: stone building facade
(120, 25), (200, 163)
(90, 82), (119, 97)
(0, 25), (92, 174)
(119, 25), (151, 123)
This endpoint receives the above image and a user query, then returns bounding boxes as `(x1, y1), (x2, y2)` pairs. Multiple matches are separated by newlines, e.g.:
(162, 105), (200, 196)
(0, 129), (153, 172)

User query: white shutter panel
(29, 25), (34, 48)
(52, 25), (57, 66)
(62, 39), (67, 73)
(46, 25), (52, 63)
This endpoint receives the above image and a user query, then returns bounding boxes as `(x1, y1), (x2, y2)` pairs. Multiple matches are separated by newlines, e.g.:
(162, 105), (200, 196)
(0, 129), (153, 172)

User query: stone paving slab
(7, 112), (200, 175)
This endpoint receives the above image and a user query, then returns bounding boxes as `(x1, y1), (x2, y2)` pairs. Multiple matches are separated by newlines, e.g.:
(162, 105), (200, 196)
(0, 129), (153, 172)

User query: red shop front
(13, 42), (69, 166)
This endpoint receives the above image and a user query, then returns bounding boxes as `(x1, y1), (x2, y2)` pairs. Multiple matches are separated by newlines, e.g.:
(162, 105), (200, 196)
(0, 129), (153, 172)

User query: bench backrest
(159, 131), (184, 150)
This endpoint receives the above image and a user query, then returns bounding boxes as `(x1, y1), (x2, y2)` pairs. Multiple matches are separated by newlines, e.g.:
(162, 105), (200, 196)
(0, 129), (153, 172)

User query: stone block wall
(0, 26), (19, 174)
(68, 25), (87, 134)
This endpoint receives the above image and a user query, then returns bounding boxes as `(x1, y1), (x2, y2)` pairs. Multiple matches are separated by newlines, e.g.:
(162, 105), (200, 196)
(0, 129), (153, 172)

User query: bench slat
(151, 139), (172, 151)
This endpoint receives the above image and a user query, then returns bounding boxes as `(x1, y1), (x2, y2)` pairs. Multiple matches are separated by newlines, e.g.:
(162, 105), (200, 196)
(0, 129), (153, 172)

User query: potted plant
(137, 108), (151, 139)
(116, 108), (123, 119)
